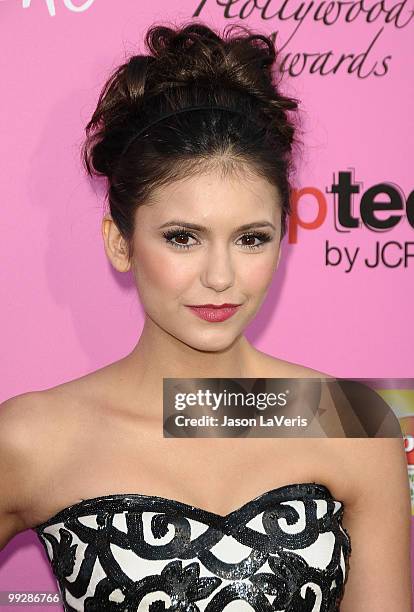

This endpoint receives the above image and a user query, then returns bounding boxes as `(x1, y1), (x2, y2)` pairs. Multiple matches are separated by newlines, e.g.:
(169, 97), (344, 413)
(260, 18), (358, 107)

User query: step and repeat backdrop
(0, 0), (413, 609)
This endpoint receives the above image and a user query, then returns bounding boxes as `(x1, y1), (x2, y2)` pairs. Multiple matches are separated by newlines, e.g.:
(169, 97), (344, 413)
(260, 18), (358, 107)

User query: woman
(0, 21), (411, 611)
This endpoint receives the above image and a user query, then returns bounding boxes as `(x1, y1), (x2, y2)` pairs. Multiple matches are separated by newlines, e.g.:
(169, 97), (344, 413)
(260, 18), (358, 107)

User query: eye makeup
(162, 227), (274, 251)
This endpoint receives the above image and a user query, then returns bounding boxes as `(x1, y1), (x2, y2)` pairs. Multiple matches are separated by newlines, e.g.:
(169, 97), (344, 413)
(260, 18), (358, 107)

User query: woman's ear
(101, 214), (131, 272)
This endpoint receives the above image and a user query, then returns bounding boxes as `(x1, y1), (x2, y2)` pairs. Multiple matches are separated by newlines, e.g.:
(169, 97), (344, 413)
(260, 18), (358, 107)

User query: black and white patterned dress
(33, 482), (352, 611)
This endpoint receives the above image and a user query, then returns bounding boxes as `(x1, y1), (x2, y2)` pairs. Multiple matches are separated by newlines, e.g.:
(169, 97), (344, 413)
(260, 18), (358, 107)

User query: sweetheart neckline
(33, 481), (345, 533)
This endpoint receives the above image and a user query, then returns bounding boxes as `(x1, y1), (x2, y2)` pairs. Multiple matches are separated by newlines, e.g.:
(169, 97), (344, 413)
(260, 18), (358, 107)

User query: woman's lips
(186, 305), (241, 322)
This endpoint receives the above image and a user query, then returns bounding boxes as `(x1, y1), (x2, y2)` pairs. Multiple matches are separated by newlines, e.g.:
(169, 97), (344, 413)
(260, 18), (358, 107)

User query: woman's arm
(0, 395), (39, 551)
(340, 437), (412, 611)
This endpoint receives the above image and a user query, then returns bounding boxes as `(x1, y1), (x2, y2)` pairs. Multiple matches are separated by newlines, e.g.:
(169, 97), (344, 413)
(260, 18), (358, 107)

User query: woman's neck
(126, 317), (260, 381)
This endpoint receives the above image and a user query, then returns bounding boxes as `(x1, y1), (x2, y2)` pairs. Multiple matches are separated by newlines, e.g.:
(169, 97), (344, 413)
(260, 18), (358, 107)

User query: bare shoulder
(342, 436), (409, 508)
(0, 386), (77, 443)
(339, 437), (412, 610)
(0, 357), (129, 446)
(0, 360), (124, 461)
(0, 390), (55, 464)
(0, 390), (60, 541)
(0, 380), (94, 520)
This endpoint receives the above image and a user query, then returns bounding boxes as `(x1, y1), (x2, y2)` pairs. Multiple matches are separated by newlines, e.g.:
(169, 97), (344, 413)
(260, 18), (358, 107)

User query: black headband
(119, 104), (251, 160)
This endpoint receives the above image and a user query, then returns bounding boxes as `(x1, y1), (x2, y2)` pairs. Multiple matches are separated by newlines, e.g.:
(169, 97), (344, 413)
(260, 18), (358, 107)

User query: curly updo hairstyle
(82, 21), (301, 261)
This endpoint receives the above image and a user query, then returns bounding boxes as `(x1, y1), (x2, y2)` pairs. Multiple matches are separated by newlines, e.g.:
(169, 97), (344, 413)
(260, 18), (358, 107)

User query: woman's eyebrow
(158, 220), (276, 231)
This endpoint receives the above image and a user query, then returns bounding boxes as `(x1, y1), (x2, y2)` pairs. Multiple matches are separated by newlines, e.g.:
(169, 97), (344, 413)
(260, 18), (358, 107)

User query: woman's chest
(27, 413), (355, 528)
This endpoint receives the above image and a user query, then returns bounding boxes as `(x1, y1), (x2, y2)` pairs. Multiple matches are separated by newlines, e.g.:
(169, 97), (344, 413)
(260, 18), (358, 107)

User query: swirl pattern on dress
(33, 482), (352, 611)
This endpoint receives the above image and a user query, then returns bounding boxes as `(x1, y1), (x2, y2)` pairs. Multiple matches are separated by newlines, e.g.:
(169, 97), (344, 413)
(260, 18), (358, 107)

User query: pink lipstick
(186, 303), (241, 322)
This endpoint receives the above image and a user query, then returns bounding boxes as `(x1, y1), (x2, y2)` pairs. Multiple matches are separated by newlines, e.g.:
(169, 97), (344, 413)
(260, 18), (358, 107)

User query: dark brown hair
(81, 21), (302, 260)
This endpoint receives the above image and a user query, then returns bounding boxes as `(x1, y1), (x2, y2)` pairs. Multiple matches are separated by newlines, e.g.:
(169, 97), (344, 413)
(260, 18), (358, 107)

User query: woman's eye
(162, 230), (197, 250)
(237, 232), (273, 250)
(162, 229), (273, 250)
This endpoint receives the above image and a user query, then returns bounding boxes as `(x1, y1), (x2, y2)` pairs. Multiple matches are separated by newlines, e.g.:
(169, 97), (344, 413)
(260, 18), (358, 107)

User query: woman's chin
(179, 331), (242, 353)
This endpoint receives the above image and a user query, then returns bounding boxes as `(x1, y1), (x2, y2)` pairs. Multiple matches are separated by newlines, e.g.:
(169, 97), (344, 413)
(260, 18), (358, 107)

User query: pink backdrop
(0, 1), (413, 609)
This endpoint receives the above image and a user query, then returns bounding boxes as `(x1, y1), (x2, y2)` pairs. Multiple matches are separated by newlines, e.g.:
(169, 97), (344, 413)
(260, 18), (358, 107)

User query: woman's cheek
(241, 256), (276, 292)
(134, 248), (191, 295)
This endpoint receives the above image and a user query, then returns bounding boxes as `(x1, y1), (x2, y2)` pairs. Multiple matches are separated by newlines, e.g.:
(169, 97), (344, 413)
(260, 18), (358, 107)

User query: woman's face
(129, 168), (282, 352)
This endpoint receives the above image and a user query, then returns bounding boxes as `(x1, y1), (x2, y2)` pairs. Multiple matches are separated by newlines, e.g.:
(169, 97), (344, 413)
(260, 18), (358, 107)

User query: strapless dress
(33, 482), (352, 611)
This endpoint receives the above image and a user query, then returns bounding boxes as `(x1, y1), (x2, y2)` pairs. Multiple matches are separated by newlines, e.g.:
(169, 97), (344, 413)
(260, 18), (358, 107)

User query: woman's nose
(200, 243), (235, 292)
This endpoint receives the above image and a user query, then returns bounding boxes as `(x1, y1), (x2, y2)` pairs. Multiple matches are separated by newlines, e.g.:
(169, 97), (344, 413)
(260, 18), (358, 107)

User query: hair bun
(143, 23), (287, 108)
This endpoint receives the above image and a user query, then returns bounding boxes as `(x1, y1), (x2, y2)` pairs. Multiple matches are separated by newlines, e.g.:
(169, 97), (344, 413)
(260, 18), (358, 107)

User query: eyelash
(162, 228), (273, 251)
